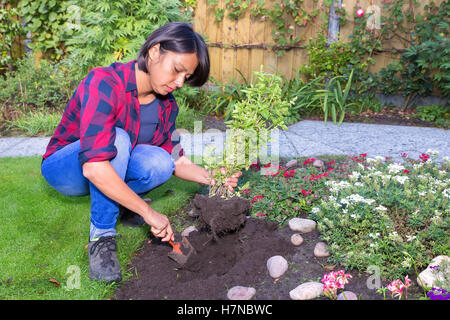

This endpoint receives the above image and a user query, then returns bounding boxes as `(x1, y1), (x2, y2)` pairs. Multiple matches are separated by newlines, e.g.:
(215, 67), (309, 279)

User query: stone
(313, 159), (325, 168)
(337, 291), (358, 300)
(417, 255), (450, 289)
(188, 208), (199, 218)
(288, 218), (316, 233)
(227, 286), (256, 300)
(314, 242), (330, 258)
(267, 255), (288, 278)
(289, 282), (323, 300)
(290, 233), (304, 246)
(181, 226), (198, 237)
(286, 159), (298, 168)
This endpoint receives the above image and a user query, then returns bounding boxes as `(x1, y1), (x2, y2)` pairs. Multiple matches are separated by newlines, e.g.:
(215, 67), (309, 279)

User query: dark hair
(137, 22), (210, 87)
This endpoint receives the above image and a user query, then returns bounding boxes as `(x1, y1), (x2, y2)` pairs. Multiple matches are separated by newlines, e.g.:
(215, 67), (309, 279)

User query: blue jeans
(41, 128), (175, 240)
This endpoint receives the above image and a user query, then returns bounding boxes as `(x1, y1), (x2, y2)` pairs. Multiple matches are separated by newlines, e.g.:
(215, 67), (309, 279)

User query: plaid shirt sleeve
(77, 69), (122, 166)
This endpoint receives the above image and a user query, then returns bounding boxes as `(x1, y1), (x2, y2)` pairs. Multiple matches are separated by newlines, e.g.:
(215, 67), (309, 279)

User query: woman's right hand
(145, 208), (174, 242)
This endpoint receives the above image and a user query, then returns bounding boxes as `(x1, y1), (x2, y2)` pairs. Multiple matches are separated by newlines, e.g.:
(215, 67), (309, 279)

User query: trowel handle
(169, 240), (182, 254)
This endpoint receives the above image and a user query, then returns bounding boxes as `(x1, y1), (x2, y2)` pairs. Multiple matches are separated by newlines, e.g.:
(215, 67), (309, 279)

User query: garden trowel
(168, 237), (196, 265)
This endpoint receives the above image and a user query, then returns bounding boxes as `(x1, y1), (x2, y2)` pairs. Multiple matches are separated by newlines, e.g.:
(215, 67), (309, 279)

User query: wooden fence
(192, 0), (443, 84)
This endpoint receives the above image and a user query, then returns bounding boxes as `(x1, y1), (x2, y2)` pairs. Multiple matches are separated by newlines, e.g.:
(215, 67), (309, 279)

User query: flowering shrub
(387, 275), (412, 300)
(321, 270), (353, 300)
(308, 150), (449, 280)
(241, 150), (449, 280)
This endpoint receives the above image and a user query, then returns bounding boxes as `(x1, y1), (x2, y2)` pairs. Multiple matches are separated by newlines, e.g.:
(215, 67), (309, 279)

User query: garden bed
(114, 151), (448, 301)
(113, 201), (424, 300)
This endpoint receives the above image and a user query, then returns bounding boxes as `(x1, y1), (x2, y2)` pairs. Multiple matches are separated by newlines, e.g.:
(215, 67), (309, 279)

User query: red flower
(403, 169), (410, 174)
(251, 195), (263, 204)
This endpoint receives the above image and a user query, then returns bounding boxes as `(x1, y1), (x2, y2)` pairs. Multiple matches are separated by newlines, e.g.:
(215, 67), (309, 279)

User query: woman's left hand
(210, 167), (242, 193)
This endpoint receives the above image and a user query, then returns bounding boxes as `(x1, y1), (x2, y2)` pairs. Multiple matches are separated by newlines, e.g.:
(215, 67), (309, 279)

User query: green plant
(309, 152), (449, 280)
(301, 33), (355, 80)
(414, 104), (449, 124)
(0, 6), (25, 72)
(6, 110), (61, 136)
(18, 0), (72, 61)
(0, 52), (79, 111)
(202, 71), (249, 120)
(314, 69), (356, 126)
(204, 67), (294, 199)
(281, 71), (324, 121)
(377, 1), (450, 107)
(64, 0), (189, 79)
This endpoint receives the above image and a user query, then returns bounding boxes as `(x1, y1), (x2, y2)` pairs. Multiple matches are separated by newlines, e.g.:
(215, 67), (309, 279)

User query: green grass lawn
(0, 156), (200, 299)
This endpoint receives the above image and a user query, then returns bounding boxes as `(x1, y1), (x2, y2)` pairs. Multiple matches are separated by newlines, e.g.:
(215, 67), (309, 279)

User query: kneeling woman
(41, 22), (241, 283)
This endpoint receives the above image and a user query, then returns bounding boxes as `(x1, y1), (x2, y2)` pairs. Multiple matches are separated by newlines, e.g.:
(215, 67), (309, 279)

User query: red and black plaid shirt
(42, 60), (184, 166)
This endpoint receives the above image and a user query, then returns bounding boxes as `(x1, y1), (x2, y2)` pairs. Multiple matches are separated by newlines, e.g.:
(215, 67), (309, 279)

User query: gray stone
(417, 255), (450, 289)
(181, 226), (198, 237)
(290, 233), (304, 246)
(227, 286), (256, 300)
(285, 159), (298, 168)
(188, 208), (199, 218)
(314, 242), (330, 258)
(289, 282), (324, 300)
(288, 218), (316, 233)
(267, 255), (288, 278)
(337, 291), (358, 300)
(313, 159), (325, 168)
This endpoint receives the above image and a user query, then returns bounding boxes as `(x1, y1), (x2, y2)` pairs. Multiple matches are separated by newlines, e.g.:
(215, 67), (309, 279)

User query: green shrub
(0, 53), (78, 111)
(414, 104), (450, 128)
(64, 0), (190, 79)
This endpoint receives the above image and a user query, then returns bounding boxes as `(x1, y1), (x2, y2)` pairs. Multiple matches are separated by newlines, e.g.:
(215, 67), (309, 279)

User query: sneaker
(88, 236), (122, 283)
(118, 198), (151, 227)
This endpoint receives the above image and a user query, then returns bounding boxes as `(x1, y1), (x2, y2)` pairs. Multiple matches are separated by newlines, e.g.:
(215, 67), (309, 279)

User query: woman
(41, 22), (241, 283)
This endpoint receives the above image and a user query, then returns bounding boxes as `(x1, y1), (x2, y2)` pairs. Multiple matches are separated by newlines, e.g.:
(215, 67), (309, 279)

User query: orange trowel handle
(169, 240), (182, 254)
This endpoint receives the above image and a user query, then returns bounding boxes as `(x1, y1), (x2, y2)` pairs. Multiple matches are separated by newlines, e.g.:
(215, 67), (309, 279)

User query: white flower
(375, 156), (384, 162)
(443, 188), (450, 199)
(375, 205), (387, 211)
(388, 163), (405, 174)
(311, 207), (321, 214)
(349, 171), (361, 180)
(418, 191), (426, 197)
(406, 235), (416, 242)
(393, 175), (409, 184)
(426, 149), (439, 156)
(354, 182), (363, 187)
(366, 158), (377, 164)
(443, 156), (449, 163)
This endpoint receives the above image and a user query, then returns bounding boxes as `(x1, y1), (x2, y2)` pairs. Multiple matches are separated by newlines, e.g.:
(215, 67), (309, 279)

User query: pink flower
(321, 270), (353, 300)
(387, 275), (412, 300)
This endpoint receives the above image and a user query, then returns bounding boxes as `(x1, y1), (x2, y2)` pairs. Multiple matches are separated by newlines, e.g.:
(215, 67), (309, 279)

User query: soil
(113, 197), (425, 300)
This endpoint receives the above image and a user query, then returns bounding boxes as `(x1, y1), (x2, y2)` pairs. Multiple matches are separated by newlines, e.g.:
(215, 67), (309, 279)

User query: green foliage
(205, 67), (294, 198)
(63, 0), (190, 78)
(0, 6), (25, 72)
(301, 33), (354, 80)
(0, 52), (78, 110)
(414, 104), (450, 128)
(6, 110), (61, 136)
(314, 69), (357, 126)
(309, 153), (449, 280)
(18, 0), (72, 61)
(377, 0), (450, 106)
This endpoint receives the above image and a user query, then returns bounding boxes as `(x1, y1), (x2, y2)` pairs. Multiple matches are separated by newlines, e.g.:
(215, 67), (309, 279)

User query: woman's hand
(210, 167), (242, 193)
(144, 209), (174, 242)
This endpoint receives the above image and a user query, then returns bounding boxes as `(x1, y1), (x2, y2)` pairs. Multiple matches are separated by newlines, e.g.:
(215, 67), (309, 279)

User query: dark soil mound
(193, 194), (251, 239)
